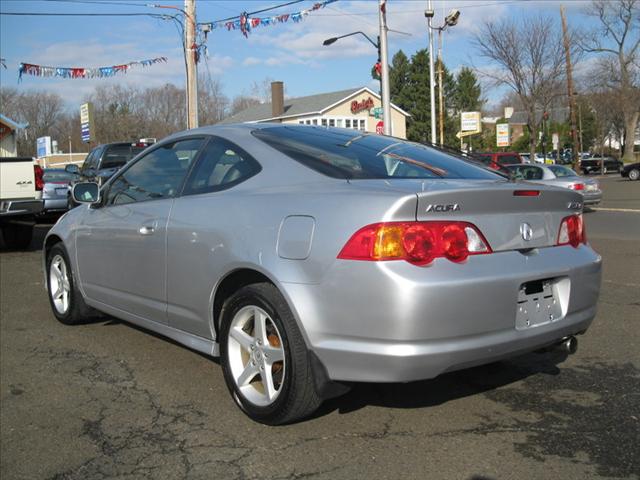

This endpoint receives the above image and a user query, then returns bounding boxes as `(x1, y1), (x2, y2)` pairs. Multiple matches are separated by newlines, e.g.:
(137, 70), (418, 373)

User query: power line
(0, 11), (173, 16)
(39, 0), (158, 6)
(201, 0), (306, 25)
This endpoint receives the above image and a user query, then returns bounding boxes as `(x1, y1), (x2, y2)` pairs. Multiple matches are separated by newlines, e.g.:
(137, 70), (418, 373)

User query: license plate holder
(516, 278), (563, 330)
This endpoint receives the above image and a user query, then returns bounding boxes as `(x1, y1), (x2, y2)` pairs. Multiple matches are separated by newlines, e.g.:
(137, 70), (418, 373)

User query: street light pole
(426, 1), (436, 144)
(378, 0), (391, 136)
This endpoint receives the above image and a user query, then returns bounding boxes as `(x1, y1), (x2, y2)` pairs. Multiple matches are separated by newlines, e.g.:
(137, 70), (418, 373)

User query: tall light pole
(378, 0), (391, 135)
(425, 2), (436, 144)
(184, 0), (198, 129)
(323, 31), (389, 132)
(429, 9), (460, 146)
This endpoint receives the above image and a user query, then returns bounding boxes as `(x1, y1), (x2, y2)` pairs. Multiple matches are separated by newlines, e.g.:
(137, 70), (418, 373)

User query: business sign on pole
(496, 123), (510, 147)
(36, 136), (52, 158)
(552, 133), (559, 150)
(376, 121), (384, 135)
(461, 111), (481, 132)
(80, 102), (95, 143)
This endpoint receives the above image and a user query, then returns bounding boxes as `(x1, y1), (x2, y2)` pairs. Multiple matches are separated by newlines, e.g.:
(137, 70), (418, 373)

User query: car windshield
(548, 165), (578, 178)
(252, 126), (502, 180)
(43, 170), (76, 182)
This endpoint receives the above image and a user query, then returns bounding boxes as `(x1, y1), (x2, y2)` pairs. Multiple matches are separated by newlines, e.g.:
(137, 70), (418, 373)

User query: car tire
(46, 243), (95, 325)
(219, 282), (322, 425)
(1, 225), (33, 249)
(629, 169), (640, 181)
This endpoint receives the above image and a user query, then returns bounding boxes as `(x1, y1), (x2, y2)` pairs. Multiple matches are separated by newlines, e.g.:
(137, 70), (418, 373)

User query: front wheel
(220, 283), (322, 425)
(629, 169), (640, 181)
(46, 243), (94, 325)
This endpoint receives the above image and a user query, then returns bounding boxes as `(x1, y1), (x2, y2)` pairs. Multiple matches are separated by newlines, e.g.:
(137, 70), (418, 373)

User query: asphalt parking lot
(1, 175), (638, 480)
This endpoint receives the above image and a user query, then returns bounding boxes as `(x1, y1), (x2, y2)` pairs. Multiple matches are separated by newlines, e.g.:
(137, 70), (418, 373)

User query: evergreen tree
(454, 67), (483, 113)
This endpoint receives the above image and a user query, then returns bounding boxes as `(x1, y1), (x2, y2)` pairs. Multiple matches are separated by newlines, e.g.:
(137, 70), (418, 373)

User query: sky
(0, 0), (605, 112)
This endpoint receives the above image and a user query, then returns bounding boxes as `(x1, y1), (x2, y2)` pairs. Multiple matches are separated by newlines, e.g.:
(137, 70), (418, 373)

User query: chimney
(271, 81), (284, 119)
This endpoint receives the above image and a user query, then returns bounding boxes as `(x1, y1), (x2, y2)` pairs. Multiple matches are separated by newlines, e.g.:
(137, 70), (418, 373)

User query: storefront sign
(351, 97), (374, 114)
(80, 102), (95, 143)
(376, 121), (384, 135)
(461, 111), (481, 132)
(496, 123), (510, 147)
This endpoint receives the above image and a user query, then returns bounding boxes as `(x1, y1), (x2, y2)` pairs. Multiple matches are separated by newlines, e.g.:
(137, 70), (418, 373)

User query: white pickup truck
(0, 157), (44, 249)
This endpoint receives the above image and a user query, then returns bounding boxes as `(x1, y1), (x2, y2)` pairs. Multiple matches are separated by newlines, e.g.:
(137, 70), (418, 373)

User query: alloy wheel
(227, 305), (286, 407)
(49, 254), (71, 314)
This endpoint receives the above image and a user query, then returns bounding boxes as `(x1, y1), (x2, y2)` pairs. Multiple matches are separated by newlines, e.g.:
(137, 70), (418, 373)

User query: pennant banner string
(200, 0), (338, 38)
(18, 57), (167, 82)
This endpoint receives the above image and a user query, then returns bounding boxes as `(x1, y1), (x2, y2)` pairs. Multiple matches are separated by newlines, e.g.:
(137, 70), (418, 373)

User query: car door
(166, 136), (262, 339)
(75, 137), (205, 323)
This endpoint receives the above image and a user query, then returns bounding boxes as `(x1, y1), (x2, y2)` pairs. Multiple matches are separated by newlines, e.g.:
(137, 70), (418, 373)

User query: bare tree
(473, 16), (569, 157)
(581, 0), (640, 161)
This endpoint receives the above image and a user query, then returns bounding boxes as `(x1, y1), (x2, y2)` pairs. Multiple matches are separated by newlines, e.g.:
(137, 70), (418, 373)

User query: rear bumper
(0, 198), (44, 218)
(583, 190), (602, 205)
(43, 197), (68, 212)
(282, 245), (602, 383)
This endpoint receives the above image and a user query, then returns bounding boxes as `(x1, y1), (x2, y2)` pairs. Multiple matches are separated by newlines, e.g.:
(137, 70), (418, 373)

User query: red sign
(376, 121), (384, 135)
(351, 97), (374, 114)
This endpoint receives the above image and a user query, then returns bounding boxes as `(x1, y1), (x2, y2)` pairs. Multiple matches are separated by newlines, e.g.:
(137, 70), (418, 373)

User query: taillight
(34, 165), (44, 191)
(569, 183), (584, 191)
(557, 214), (586, 248)
(337, 221), (492, 266)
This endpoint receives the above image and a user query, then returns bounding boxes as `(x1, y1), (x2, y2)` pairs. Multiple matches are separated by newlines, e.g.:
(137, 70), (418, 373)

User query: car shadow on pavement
(316, 350), (569, 417)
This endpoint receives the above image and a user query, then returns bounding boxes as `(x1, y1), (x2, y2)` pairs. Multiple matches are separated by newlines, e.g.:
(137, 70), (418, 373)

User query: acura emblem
(520, 223), (533, 241)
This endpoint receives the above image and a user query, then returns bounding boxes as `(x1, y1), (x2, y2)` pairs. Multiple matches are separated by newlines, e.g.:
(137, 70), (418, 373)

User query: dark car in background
(621, 162), (640, 181)
(472, 152), (524, 171)
(67, 141), (152, 208)
(580, 156), (623, 175)
(74, 141), (152, 184)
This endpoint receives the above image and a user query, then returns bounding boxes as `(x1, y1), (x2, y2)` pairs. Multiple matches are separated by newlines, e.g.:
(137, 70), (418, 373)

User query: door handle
(139, 225), (156, 235)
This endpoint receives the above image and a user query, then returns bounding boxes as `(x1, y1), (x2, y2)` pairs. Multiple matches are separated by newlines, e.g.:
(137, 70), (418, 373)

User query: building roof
(0, 113), (29, 130)
(509, 107), (569, 126)
(220, 87), (410, 124)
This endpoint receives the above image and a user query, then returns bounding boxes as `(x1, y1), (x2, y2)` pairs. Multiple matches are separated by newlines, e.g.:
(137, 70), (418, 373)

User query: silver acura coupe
(43, 124), (602, 424)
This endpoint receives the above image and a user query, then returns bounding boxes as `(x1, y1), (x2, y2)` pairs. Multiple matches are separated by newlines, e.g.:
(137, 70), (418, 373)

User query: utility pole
(426, 1), (436, 144)
(437, 28), (444, 146)
(560, 5), (578, 170)
(378, 0), (391, 135)
(185, 0), (198, 129)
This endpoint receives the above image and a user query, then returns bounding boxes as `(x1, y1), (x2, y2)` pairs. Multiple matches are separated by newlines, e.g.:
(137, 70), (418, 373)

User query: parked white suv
(0, 157), (44, 248)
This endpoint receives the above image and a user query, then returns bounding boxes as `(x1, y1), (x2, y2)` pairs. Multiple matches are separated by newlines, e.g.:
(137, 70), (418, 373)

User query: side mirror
(65, 164), (80, 174)
(72, 182), (100, 204)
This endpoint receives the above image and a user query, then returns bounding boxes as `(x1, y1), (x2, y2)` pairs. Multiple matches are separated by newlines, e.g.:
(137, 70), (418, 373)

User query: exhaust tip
(560, 336), (578, 355)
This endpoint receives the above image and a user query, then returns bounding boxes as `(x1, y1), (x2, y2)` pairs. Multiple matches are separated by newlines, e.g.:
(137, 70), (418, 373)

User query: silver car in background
(505, 163), (603, 206)
(43, 124), (602, 424)
(41, 168), (78, 216)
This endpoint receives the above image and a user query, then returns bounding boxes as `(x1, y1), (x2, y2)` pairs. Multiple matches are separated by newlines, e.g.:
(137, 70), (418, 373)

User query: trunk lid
(350, 178), (583, 252)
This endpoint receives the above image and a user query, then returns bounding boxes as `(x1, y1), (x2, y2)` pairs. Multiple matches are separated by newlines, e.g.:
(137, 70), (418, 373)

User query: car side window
(104, 138), (204, 206)
(183, 137), (261, 195)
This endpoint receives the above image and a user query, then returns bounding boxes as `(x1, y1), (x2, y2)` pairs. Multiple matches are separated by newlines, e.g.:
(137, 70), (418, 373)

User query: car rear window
(102, 145), (143, 170)
(43, 170), (76, 182)
(498, 154), (521, 164)
(252, 126), (501, 180)
(548, 165), (578, 177)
